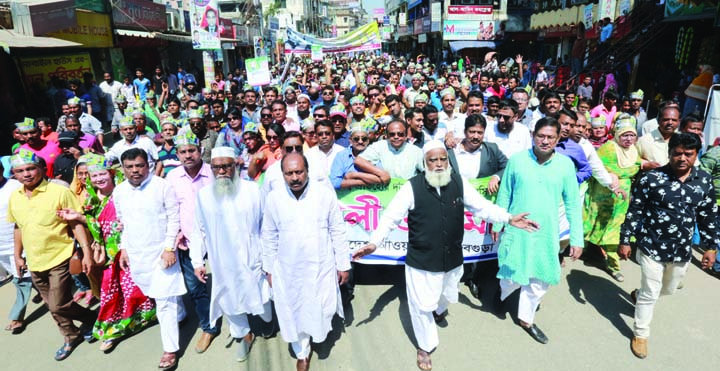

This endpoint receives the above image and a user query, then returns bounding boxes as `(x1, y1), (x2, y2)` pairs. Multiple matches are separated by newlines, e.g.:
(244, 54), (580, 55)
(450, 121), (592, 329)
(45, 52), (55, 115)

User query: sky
(362, 0), (385, 14)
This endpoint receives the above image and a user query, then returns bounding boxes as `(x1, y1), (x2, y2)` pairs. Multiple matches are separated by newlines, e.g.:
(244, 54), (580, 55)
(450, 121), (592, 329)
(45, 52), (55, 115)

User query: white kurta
(114, 175), (186, 299)
(260, 157), (332, 194)
(261, 181), (351, 344)
(189, 180), (271, 327)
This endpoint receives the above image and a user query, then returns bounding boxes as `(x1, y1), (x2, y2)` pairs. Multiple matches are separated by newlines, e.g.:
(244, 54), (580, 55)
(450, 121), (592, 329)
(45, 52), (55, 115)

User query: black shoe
(522, 323), (549, 344)
(467, 281), (480, 300)
(432, 309), (448, 324)
(630, 289), (638, 305)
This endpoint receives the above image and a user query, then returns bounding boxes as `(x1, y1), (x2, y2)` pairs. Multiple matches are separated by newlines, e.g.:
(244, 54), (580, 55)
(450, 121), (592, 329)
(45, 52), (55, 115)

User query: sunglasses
(267, 135), (279, 141)
(261, 114), (273, 118)
(284, 145), (303, 153)
(368, 94), (378, 98)
(313, 114), (327, 119)
(498, 114), (514, 122)
(228, 116), (241, 120)
(322, 92), (334, 96)
(317, 131), (333, 137)
(388, 131), (405, 138)
(352, 136), (368, 143)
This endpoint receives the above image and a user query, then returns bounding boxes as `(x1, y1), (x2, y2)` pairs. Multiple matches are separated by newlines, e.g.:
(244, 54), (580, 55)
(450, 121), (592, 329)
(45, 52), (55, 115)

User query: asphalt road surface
(1, 248), (718, 371)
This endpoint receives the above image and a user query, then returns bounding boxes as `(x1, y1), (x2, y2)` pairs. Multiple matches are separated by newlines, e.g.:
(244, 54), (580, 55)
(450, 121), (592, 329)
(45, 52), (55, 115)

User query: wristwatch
(164, 247), (176, 252)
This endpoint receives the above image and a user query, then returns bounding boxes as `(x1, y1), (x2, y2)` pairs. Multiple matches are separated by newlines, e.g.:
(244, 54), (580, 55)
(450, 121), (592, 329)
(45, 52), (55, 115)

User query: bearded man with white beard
(353, 140), (539, 371)
(189, 147), (272, 362)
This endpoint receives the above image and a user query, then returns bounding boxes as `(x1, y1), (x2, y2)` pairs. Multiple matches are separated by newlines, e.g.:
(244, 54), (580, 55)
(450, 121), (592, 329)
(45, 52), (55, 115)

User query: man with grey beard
(189, 147), (272, 362)
(353, 140), (539, 371)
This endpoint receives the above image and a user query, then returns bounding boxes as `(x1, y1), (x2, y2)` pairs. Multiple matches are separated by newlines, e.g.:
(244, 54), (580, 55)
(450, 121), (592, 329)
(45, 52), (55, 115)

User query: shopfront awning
(530, 5), (583, 30)
(449, 41), (497, 52)
(115, 29), (156, 38)
(0, 30), (81, 49)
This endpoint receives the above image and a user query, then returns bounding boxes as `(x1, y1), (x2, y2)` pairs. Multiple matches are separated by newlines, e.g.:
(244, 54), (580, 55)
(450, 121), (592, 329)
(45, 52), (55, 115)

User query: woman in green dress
(583, 115), (641, 282)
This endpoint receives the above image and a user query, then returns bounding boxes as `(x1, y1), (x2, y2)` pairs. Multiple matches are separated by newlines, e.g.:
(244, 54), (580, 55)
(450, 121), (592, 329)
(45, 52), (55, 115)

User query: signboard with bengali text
(112, 0), (167, 31)
(340, 178), (499, 265)
(443, 19), (498, 41)
(448, 5), (493, 15)
(19, 53), (94, 88)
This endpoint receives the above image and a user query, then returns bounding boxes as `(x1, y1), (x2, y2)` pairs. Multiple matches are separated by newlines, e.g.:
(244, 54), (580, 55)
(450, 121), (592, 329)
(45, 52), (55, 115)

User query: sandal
(99, 339), (115, 352)
(416, 349), (432, 371)
(158, 352), (177, 370)
(4, 320), (24, 334)
(54, 338), (82, 361)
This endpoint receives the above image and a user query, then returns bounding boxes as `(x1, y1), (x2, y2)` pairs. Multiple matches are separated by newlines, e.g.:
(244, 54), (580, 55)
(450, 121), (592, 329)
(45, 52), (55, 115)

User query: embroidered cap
(10, 149), (40, 168)
(84, 153), (111, 173)
(174, 131), (200, 147)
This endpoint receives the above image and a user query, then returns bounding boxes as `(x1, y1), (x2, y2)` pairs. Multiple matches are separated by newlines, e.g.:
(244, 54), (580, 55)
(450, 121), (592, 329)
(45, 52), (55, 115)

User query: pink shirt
(79, 132), (105, 154)
(20, 141), (62, 178)
(590, 104), (617, 130)
(165, 163), (214, 242)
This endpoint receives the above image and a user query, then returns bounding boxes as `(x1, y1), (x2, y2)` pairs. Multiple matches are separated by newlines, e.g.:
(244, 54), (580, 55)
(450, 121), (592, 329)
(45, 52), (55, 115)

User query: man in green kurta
(493, 117), (584, 344)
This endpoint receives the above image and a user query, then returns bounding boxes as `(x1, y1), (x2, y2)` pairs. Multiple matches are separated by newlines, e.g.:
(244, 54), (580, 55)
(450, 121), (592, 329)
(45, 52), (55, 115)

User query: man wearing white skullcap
(188, 146), (273, 362)
(354, 140), (539, 371)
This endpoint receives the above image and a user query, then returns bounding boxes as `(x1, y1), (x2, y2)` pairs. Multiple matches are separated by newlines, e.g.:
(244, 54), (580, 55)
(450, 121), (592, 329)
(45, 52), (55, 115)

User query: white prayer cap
(211, 147), (235, 160)
(422, 140), (446, 155)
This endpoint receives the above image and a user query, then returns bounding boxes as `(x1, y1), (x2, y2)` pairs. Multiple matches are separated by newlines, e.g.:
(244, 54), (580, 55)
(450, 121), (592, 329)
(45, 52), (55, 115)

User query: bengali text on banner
(284, 22), (382, 54)
(338, 177), (499, 265)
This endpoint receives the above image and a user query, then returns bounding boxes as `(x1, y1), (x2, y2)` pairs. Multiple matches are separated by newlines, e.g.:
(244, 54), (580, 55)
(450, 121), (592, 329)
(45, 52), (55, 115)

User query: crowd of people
(1, 50), (719, 371)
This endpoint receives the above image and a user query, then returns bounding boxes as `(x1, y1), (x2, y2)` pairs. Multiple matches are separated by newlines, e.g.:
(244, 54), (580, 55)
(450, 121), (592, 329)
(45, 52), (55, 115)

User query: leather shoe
(195, 331), (217, 354)
(467, 281), (480, 300)
(296, 354), (312, 371)
(631, 337), (647, 359)
(522, 323), (549, 344)
(432, 309), (448, 324)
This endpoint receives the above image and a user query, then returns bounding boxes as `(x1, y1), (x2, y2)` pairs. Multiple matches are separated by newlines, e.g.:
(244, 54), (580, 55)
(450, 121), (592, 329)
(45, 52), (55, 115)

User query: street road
(1, 249), (717, 371)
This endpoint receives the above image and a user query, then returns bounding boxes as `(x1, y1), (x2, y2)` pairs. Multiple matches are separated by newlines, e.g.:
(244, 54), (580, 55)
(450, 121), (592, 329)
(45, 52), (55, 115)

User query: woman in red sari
(61, 154), (156, 351)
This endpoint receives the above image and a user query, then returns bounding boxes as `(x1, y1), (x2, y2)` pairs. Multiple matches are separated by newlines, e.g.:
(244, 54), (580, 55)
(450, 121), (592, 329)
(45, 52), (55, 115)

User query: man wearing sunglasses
(329, 124), (380, 190)
(242, 89), (261, 124)
(260, 132), (332, 194)
(329, 105), (351, 148)
(355, 120), (424, 184)
(306, 120), (345, 176)
(53, 131), (83, 184)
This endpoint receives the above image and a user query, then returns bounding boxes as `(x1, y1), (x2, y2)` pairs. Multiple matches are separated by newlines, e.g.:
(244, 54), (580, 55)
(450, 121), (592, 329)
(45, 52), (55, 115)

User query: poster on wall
(584, 4), (594, 29)
(254, 36), (266, 57)
(190, 0), (221, 50)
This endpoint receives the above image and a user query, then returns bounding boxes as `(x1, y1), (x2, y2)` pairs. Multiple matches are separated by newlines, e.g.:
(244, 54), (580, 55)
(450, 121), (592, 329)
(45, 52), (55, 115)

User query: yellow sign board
(45, 10), (113, 48)
(19, 53), (94, 87)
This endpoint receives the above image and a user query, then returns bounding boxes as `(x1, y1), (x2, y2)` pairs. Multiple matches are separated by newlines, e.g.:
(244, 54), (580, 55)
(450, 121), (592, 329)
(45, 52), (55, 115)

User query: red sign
(448, 5), (493, 15)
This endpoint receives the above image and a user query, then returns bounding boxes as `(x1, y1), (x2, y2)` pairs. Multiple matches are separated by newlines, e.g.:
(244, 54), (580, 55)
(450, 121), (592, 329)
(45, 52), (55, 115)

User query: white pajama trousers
(291, 334), (312, 359)
(155, 296), (186, 353)
(226, 301), (273, 339)
(634, 250), (689, 338)
(499, 278), (549, 325)
(405, 264), (463, 353)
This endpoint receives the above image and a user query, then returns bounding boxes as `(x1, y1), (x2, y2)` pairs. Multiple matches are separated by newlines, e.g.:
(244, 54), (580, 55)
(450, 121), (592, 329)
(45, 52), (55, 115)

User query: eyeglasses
(267, 135), (279, 141)
(210, 163), (235, 171)
(317, 131), (333, 137)
(352, 136), (368, 143)
(284, 145), (303, 153)
(261, 114), (273, 118)
(388, 131), (405, 138)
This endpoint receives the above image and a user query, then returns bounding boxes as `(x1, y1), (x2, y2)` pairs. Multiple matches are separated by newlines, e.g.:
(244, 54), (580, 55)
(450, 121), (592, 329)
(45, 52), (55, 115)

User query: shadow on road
(566, 269), (634, 339)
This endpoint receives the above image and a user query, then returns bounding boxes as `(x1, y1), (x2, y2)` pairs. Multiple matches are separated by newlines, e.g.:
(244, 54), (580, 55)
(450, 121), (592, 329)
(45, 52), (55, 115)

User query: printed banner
(311, 45), (324, 61)
(284, 22), (381, 54)
(584, 4), (594, 29)
(443, 20), (498, 41)
(112, 0), (167, 31)
(202, 51), (215, 89)
(447, 5), (493, 15)
(190, 0), (221, 50)
(19, 53), (94, 88)
(254, 36), (266, 57)
(665, 0), (717, 18)
(45, 10), (112, 48)
(340, 177), (499, 265)
(246, 56), (271, 86)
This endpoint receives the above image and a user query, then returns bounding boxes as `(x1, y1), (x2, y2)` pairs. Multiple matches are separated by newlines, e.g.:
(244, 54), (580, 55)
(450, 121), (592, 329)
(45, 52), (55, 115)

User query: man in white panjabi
(190, 147), (272, 362)
(262, 152), (350, 371)
(113, 148), (186, 370)
(353, 140), (538, 371)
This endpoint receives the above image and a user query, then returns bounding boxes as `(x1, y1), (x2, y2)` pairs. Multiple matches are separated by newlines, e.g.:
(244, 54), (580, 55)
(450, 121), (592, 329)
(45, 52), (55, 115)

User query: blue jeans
(72, 273), (91, 292)
(178, 248), (218, 334)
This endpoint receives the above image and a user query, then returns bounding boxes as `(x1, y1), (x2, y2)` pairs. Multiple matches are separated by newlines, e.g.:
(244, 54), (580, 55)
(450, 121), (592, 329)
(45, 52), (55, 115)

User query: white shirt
(306, 144), (345, 176)
(577, 138), (614, 187)
(120, 83), (136, 106)
(261, 180), (350, 343)
(484, 121), (533, 159)
(190, 180), (271, 326)
(78, 112), (103, 136)
(114, 176), (185, 298)
(105, 135), (159, 171)
(261, 156), (332, 194)
(0, 179), (22, 256)
(99, 80), (123, 106)
(369, 177), (511, 246)
(453, 144), (482, 180)
(439, 111), (467, 139)
(519, 109), (541, 133)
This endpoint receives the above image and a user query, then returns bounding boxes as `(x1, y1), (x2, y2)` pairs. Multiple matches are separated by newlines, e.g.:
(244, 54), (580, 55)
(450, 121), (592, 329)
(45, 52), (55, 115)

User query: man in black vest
(353, 140), (538, 371)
